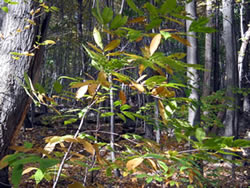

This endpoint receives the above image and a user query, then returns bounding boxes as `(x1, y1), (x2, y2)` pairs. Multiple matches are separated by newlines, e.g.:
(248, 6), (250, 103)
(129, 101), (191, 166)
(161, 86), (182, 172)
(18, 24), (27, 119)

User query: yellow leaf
(106, 51), (122, 56)
(43, 40), (56, 45)
(131, 81), (145, 92)
(140, 46), (150, 58)
(77, 138), (95, 155)
(71, 80), (96, 88)
(147, 159), (158, 171)
(16, 28), (22, 33)
(104, 39), (121, 52)
(76, 85), (88, 99)
(0, 155), (10, 169)
(22, 52), (35, 56)
(87, 42), (103, 53)
(22, 167), (37, 175)
(97, 71), (110, 87)
(150, 33), (161, 56)
(11, 56), (20, 60)
(171, 34), (191, 46)
(119, 90), (126, 105)
(126, 157), (144, 171)
(138, 64), (145, 76)
(27, 19), (36, 25)
(24, 25), (30, 29)
(158, 100), (168, 124)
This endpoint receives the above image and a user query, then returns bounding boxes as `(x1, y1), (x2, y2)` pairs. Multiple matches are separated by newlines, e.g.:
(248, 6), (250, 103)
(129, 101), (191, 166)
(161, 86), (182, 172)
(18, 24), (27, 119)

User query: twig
(52, 85), (100, 188)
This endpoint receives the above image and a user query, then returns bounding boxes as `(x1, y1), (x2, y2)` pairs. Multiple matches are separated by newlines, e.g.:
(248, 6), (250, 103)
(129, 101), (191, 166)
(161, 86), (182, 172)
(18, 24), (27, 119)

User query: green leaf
(122, 111), (135, 121)
(64, 118), (78, 125)
(143, 153), (165, 160)
(39, 159), (59, 172)
(158, 161), (168, 172)
(1, 6), (8, 13)
(146, 176), (153, 183)
(102, 7), (113, 24)
(145, 18), (162, 31)
(160, 31), (171, 40)
(11, 155), (41, 166)
(110, 14), (128, 30)
(195, 128), (206, 143)
(53, 80), (62, 93)
(34, 169), (44, 184)
(24, 141), (33, 149)
(189, 17), (216, 33)
(117, 113), (126, 122)
(101, 112), (115, 117)
(120, 104), (131, 111)
(126, 0), (143, 16)
(34, 83), (45, 93)
(144, 3), (158, 19)
(11, 164), (23, 188)
(160, 0), (177, 14)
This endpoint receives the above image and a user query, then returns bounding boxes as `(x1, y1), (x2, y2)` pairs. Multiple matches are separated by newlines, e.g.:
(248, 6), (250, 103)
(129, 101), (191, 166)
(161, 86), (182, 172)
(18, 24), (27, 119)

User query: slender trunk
(203, 0), (213, 97)
(185, 0), (200, 126)
(222, 0), (236, 137)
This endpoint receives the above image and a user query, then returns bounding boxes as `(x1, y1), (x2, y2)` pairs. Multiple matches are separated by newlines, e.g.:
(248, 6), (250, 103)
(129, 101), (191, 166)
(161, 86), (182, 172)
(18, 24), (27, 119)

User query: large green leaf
(195, 128), (206, 143)
(102, 7), (113, 24)
(110, 14), (128, 30)
(160, 0), (177, 14)
(11, 164), (23, 188)
(126, 0), (143, 15)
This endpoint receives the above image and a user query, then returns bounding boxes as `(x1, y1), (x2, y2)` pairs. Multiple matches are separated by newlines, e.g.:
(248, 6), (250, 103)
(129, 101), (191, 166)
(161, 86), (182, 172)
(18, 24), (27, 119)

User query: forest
(0, 0), (250, 187)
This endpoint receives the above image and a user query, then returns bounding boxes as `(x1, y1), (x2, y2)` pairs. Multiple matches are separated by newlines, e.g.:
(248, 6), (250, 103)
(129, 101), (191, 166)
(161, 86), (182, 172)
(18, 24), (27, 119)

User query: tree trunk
(0, 0), (50, 185)
(203, 0), (213, 97)
(185, 0), (200, 126)
(222, 0), (237, 137)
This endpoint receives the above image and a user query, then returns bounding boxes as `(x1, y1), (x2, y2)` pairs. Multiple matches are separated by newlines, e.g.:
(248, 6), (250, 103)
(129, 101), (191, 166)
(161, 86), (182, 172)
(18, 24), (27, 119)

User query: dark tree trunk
(0, 0), (50, 185)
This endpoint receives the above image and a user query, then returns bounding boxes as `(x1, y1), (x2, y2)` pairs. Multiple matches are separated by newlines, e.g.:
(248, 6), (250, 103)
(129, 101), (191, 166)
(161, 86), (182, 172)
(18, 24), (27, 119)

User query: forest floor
(11, 111), (250, 188)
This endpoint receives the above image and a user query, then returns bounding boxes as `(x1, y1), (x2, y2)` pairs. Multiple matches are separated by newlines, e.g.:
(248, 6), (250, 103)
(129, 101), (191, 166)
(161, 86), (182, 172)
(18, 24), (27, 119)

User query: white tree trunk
(185, 0), (199, 126)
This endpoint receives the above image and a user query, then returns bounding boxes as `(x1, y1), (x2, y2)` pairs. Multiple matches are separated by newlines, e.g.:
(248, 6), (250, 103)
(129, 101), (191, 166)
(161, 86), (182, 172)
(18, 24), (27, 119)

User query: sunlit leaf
(150, 34), (161, 56)
(87, 42), (103, 53)
(131, 81), (145, 92)
(158, 100), (168, 124)
(93, 27), (103, 49)
(43, 40), (56, 45)
(77, 138), (95, 155)
(76, 85), (88, 99)
(22, 167), (37, 175)
(126, 157), (144, 171)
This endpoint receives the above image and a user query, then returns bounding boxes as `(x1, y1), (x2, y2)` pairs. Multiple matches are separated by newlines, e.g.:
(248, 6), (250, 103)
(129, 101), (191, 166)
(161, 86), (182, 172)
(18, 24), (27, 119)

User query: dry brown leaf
(119, 90), (126, 105)
(171, 34), (191, 46)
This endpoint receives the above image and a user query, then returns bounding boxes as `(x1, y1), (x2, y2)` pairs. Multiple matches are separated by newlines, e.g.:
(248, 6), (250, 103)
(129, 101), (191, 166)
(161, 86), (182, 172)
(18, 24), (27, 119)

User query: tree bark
(185, 0), (200, 126)
(222, 0), (237, 136)
(0, 0), (50, 185)
(203, 0), (213, 97)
